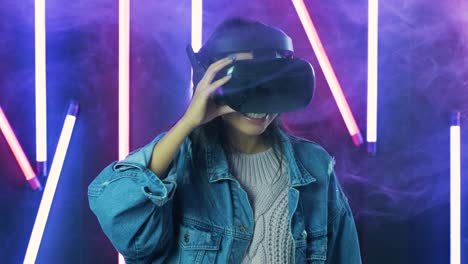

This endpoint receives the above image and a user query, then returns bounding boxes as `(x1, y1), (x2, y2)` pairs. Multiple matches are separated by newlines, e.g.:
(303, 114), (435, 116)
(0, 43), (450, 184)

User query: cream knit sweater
(228, 147), (293, 264)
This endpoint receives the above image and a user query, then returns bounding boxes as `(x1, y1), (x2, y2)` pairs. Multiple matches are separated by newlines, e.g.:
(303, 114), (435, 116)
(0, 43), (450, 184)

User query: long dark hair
(189, 17), (294, 179)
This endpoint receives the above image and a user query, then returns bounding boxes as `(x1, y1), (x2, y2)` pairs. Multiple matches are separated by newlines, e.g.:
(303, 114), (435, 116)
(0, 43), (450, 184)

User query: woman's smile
(239, 112), (270, 125)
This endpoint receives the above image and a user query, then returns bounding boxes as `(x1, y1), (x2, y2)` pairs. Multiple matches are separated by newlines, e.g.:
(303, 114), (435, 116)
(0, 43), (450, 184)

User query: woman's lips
(240, 113), (269, 125)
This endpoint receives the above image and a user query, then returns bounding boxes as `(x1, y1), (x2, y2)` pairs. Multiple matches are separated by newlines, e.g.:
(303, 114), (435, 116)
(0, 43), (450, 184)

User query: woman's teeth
(242, 112), (268, 119)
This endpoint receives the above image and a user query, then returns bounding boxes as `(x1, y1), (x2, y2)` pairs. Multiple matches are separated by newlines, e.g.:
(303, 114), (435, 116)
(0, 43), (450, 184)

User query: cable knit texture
(228, 147), (293, 264)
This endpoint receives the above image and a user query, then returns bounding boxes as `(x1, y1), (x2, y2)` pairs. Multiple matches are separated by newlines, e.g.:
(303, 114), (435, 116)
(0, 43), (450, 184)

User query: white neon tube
(450, 112), (460, 264)
(24, 101), (79, 263)
(119, 0), (130, 161)
(35, 0), (47, 175)
(118, 0), (130, 263)
(367, 0), (379, 155)
(191, 0), (203, 52)
(189, 0), (203, 96)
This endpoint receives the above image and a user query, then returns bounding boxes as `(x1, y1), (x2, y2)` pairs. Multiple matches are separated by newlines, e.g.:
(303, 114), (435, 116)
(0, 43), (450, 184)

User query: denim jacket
(88, 129), (362, 264)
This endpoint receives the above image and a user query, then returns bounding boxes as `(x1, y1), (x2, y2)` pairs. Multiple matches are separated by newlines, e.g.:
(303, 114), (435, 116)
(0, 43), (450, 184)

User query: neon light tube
(119, 0), (130, 161)
(0, 106), (41, 190)
(367, 0), (379, 155)
(118, 253), (126, 264)
(191, 0), (203, 52)
(23, 101), (79, 263)
(35, 0), (47, 176)
(292, 0), (363, 146)
(119, 0), (130, 262)
(189, 0), (203, 96)
(450, 112), (461, 264)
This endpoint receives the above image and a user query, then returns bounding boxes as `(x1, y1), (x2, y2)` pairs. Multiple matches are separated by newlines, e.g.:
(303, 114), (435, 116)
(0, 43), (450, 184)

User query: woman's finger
(194, 57), (233, 95)
(207, 56), (234, 71)
(202, 56), (235, 85)
(205, 75), (232, 95)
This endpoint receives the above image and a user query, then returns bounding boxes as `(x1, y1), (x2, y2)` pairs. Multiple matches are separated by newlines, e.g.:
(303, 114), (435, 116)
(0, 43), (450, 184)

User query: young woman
(88, 17), (361, 264)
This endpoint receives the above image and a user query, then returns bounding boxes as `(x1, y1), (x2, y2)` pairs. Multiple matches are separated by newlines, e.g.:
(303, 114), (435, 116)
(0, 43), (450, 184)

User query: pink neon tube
(0, 106), (41, 190)
(292, 0), (363, 146)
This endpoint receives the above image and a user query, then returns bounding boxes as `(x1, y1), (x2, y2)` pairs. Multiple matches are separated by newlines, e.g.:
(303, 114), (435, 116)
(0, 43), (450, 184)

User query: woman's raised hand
(182, 55), (237, 129)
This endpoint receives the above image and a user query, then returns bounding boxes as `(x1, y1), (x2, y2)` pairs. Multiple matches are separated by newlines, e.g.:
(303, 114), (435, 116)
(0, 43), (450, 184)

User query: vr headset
(186, 21), (315, 114)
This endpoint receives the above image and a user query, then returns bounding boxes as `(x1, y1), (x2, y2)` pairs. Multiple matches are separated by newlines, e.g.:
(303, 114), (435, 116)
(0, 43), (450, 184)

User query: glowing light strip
(35, 0), (47, 173)
(367, 0), (379, 155)
(118, 0), (130, 263)
(189, 0), (203, 95)
(450, 112), (461, 264)
(119, 0), (130, 161)
(191, 0), (203, 52)
(23, 101), (79, 263)
(0, 106), (41, 190)
(292, 0), (363, 146)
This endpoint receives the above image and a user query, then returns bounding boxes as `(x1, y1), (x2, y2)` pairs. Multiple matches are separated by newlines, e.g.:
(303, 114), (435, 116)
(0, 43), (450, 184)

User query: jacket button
(301, 230), (307, 239)
(184, 232), (190, 243)
(239, 226), (246, 232)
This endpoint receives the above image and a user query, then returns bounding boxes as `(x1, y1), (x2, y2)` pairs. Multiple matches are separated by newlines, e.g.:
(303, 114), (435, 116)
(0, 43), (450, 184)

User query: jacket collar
(204, 129), (316, 187)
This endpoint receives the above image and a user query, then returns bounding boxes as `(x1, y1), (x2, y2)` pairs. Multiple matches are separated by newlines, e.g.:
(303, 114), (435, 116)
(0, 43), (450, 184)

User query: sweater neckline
(231, 147), (274, 157)
(228, 147), (286, 185)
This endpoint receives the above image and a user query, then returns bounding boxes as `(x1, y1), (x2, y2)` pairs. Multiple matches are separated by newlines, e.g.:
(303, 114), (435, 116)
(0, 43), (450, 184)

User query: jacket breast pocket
(294, 229), (328, 264)
(177, 222), (222, 264)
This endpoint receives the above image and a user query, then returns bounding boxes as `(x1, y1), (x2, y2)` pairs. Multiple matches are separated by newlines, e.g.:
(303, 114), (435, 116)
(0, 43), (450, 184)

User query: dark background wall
(0, 0), (466, 263)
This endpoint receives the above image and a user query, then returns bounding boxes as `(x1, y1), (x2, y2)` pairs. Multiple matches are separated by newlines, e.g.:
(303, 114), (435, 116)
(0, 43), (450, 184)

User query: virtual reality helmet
(186, 20), (315, 114)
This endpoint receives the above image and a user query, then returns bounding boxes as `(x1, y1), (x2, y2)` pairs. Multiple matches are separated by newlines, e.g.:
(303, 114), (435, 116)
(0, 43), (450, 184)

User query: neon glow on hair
(35, 0), (47, 171)
(23, 101), (79, 263)
(292, 0), (363, 146)
(189, 0), (203, 96)
(450, 112), (461, 264)
(0, 106), (41, 190)
(367, 0), (379, 155)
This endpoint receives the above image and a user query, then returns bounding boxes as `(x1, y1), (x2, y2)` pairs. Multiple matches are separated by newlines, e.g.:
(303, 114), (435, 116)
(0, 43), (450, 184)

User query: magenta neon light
(292, 0), (363, 146)
(0, 106), (41, 190)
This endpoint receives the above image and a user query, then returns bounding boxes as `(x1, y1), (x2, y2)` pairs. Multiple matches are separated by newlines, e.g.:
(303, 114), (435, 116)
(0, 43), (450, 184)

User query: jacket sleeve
(88, 132), (189, 263)
(326, 168), (362, 264)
